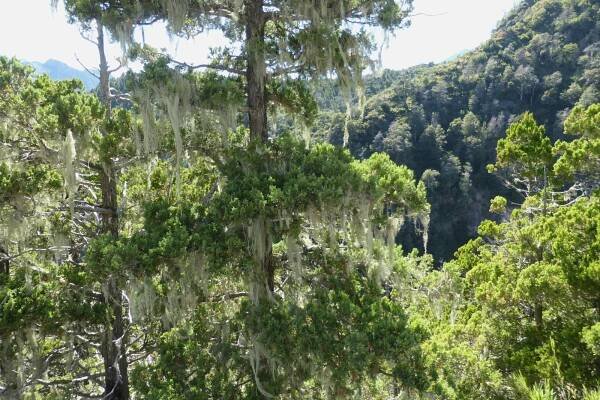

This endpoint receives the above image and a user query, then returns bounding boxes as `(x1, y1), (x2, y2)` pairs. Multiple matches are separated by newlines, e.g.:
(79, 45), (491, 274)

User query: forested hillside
(316, 0), (600, 261)
(1, 0), (599, 399)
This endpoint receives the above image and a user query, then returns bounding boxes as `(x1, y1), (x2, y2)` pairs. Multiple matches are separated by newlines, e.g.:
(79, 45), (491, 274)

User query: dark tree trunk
(0, 246), (8, 276)
(534, 302), (543, 329)
(245, 0), (274, 298)
(101, 277), (129, 400)
(243, 4), (277, 394)
(96, 21), (129, 400)
(245, 0), (268, 144)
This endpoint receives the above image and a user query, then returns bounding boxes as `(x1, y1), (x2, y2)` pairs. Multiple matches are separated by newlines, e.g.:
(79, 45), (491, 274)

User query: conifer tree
(0, 56), (134, 398)
(54, 1), (431, 398)
(53, 3), (137, 396)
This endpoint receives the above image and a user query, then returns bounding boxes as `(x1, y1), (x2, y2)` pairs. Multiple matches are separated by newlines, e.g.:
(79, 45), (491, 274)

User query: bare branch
(79, 29), (99, 47)
(408, 11), (448, 18)
(75, 54), (100, 79)
(34, 373), (104, 387)
(170, 58), (244, 75)
(71, 203), (115, 215)
(108, 58), (127, 74)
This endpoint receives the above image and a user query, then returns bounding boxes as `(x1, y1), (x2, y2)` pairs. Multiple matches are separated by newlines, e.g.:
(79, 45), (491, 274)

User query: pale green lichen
(63, 130), (77, 217)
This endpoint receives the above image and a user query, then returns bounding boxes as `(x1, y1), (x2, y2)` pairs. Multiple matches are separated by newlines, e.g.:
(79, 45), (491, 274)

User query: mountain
(315, 0), (600, 262)
(27, 59), (98, 91)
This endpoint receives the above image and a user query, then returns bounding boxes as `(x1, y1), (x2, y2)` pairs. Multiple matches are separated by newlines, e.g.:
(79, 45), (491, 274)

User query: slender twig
(79, 30), (99, 47)
(75, 54), (100, 79)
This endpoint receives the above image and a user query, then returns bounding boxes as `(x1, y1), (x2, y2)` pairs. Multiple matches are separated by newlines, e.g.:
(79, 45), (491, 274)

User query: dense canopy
(1, 0), (599, 399)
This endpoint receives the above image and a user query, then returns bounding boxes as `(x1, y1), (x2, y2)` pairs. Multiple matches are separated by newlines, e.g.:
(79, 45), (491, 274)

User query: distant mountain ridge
(26, 59), (98, 91)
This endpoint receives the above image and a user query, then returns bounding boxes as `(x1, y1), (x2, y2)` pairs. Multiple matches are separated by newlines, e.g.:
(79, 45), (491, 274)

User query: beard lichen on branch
(131, 69), (193, 194)
(63, 130), (77, 216)
(159, 74), (192, 194)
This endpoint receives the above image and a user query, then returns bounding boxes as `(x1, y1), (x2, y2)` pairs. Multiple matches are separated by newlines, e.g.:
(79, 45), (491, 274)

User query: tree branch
(75, 54), (100, 80)
(169, 58), (244, 75)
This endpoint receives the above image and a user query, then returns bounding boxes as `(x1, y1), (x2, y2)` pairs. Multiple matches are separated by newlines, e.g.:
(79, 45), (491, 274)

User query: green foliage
(513, 374), (557, 400)
(414, 195), (600, 397)
(131, 304), (244, 400)
(581, 323), (600, 357)
(489, 195), (508, 214)
(100, 107), (135, 160)
(210, 135), (428, 223)
(493, 112), (553, 182)
(0, 163), (62, 200)
(241, 258), (427, 395)
(269, 79), (318, 125)
(553, 104), (600, 187)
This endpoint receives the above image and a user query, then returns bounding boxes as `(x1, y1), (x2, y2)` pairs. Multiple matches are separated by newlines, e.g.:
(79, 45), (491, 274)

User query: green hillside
(316, 0), (600, 261)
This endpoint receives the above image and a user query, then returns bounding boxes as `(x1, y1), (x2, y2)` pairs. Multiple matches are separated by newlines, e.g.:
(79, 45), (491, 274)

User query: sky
(0, 0), (520, 73)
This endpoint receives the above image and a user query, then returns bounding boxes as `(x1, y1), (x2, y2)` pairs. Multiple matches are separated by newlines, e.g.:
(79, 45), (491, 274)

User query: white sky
(0, 0), (520, 72)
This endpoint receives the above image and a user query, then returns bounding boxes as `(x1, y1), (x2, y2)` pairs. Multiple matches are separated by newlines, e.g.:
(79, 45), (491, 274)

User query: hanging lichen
(125, 249), (213, 330)
(246, 216), (275, 304)
(417, 213), (430, 254)
(160, 0), (191, 33)
(134, 124), (143, 156)
(134, 72), (192, 196)
(136, 89), (159, 155)
(114, 20), (135, 54)
(385, 215), (402, 261)
(244, 334), (276, 399)
(62, 130), (77, 217)
(356, 82), (367, 120)
(286, 234), (302, 282)
(160, 74), (191, 195)
(127, 276), (157, 322)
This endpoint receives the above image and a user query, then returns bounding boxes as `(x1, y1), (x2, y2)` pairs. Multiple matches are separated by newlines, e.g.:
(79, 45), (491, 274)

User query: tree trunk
(244, 0), (274, 299)
(244, 5), (276, 395)
(101, 277), (129, 400)
(98, 23), (110, 116)
(0, 246), (8, 276)
(534, 302), (543, 329)
(245, 0), (268, 144)
(96, 21), (129, 400)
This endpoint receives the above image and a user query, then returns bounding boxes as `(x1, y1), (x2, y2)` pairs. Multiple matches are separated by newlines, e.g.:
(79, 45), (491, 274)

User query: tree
(52, 2), (141, 396)
(553, 103), (600, 195)
(55, 0), (429, 398)
(378, 117), (414, 166)
(83, 0), (413, 141)
(514, 65), (539, 102)
(488, 112), (553, 198)
(0, 57), (135, 398)
(437, 192), (600, 397)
